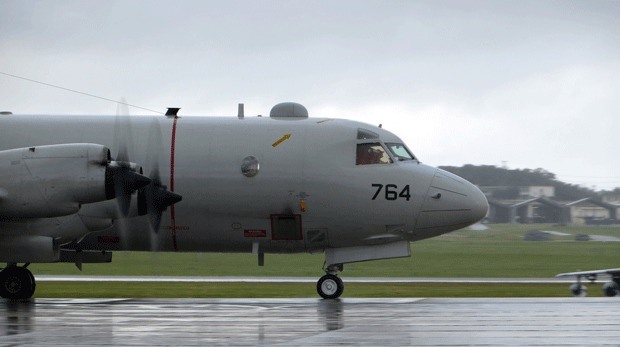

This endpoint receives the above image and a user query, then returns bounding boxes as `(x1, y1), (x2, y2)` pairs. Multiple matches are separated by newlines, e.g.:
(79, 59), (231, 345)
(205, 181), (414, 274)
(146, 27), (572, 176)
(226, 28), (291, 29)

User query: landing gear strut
(317, 264), (344, 299)
(0, 264), (36, 299)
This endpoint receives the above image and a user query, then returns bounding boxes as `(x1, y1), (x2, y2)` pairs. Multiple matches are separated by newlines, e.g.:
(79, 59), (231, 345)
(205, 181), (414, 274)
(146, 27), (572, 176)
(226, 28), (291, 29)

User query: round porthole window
(241, 156), (260, 177)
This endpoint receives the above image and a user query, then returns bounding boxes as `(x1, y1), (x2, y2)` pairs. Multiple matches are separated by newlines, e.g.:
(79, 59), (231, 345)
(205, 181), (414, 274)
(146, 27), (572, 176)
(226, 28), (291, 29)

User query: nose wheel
(317, 273), (344, 299)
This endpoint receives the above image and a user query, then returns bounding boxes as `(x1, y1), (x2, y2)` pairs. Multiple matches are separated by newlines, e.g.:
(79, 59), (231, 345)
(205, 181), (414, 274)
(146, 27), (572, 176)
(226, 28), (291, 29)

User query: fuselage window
(356, 143), (393, 165)
(385, 143), (416, 161)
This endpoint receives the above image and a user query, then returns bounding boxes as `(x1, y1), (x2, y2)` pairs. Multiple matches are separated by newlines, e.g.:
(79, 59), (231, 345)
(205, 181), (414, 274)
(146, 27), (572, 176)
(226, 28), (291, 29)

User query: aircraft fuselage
(0, 103), (488, 299)
(0, 112), (487, 255)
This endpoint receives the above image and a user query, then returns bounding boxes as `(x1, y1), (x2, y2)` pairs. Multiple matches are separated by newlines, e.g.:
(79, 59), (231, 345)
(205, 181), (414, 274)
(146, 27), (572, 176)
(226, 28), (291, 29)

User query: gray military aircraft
(556, 268), (620, 297)
(0, 102), (488, 299)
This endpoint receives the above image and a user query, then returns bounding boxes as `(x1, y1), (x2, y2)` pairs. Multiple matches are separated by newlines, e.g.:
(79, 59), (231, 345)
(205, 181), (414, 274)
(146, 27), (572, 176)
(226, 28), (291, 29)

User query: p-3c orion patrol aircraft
(0, 102), (488, 299)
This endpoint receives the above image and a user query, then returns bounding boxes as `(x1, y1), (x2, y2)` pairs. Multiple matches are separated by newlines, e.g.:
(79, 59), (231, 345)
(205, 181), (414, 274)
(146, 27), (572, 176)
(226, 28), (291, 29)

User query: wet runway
(1, 298), (619, 346)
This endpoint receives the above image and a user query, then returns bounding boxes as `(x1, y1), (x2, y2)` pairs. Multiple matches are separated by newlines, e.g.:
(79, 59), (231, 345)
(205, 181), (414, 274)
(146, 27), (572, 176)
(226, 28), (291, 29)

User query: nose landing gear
(317, 264), (344, 299)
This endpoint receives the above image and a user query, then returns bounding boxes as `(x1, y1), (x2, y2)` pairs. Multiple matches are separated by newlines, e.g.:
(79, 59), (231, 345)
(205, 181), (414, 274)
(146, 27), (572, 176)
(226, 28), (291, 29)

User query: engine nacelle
(602, 281), (619, 297)
(0, 144), (111, 218)
(0, 236), (59, 262)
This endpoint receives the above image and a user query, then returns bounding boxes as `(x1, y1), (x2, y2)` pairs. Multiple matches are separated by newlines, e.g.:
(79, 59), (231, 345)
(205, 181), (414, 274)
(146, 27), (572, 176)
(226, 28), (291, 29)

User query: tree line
(439, 165), (602, 201)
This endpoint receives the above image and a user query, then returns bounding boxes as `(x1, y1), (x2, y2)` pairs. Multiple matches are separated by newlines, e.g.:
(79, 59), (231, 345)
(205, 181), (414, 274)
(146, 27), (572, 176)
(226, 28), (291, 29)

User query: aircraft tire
(602, 282), (619, 297)
(317, 274), (344, 299)
(0, 266), (35, 299)
(26, 269), (36, 299)
(569, 283), (587, 297)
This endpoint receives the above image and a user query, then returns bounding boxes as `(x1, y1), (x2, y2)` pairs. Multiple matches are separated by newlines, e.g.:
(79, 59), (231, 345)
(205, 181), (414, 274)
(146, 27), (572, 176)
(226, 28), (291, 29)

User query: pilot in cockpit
(356, 143), (392, 165)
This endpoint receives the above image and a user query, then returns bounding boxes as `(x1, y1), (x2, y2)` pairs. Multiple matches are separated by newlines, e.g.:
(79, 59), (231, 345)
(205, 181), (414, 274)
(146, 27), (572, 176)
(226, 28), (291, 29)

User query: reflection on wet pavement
(0, 298), (618, 346)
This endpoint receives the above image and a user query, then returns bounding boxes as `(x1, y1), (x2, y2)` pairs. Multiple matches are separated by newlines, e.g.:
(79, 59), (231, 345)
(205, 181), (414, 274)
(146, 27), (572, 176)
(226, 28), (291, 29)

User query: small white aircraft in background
(0, 102), (488, 299)
(556, 268), (620, 297)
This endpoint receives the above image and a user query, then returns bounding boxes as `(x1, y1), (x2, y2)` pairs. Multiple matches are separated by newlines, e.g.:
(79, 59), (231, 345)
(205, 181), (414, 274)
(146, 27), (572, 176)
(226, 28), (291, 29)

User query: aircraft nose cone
(415, 169), (488, 234)
(468, 182), (489, 224)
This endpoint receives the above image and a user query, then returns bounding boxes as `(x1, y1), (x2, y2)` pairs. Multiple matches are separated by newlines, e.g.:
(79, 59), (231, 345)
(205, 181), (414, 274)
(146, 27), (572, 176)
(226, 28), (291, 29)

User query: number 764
(371, 184), (411, 201)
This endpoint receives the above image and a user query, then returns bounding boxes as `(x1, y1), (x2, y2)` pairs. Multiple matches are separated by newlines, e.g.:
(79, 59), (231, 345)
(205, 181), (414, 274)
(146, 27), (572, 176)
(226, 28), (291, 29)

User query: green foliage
(35, 282), (580, 298)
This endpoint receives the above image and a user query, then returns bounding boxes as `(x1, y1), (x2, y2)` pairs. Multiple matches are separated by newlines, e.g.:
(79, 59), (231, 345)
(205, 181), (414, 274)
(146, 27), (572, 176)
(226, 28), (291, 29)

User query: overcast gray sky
(2, 0), (619, 190)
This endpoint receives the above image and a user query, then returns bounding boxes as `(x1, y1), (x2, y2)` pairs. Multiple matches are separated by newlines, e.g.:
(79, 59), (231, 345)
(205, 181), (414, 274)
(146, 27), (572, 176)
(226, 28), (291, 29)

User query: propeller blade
(114, 102), (133, 164)
(109, 102), (148, 216)
(137, 117), (183, 234)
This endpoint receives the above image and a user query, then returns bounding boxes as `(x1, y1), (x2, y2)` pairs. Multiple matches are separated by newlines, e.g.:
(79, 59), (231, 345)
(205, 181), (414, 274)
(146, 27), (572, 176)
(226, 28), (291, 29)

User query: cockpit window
(357, 128), (380, 140)
(356, 143), (393, 165)
(385, 143), (416, 161)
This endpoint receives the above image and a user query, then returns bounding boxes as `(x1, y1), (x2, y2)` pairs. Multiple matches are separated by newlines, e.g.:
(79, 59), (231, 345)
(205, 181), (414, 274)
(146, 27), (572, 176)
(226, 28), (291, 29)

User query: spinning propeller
(107, 108), (151, 216)
(137, 118), (182, 233)
(109, 102), (182, 236)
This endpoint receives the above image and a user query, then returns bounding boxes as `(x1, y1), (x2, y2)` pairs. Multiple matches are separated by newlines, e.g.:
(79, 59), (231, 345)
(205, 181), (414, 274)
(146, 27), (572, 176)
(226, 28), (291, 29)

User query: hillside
(439, 165), (598, 201)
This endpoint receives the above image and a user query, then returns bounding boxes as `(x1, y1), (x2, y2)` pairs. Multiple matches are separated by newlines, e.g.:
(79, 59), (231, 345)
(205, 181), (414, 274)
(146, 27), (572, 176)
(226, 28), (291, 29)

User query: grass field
(35, 282), (576, 298)
(29, 224), (620, 298)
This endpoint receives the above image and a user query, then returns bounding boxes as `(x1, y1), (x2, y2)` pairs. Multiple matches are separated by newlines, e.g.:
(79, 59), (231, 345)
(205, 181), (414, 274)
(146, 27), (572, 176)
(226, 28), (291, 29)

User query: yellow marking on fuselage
(272, 133), (292, 147)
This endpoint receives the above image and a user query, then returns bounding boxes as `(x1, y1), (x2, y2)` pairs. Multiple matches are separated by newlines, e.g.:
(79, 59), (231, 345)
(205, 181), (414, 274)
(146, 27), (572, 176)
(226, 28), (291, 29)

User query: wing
(556, 268), (620, 278)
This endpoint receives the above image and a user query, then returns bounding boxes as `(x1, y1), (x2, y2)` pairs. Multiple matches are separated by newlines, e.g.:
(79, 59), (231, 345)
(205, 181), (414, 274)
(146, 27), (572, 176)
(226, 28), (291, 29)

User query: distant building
(602, 191), (620, 205)
(519, 186), (554, 199)
(483, 186), (618, 225)
(565, 198), (616, 225)
(487, 197), (565, 224)
(480, 185), (555, 200)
